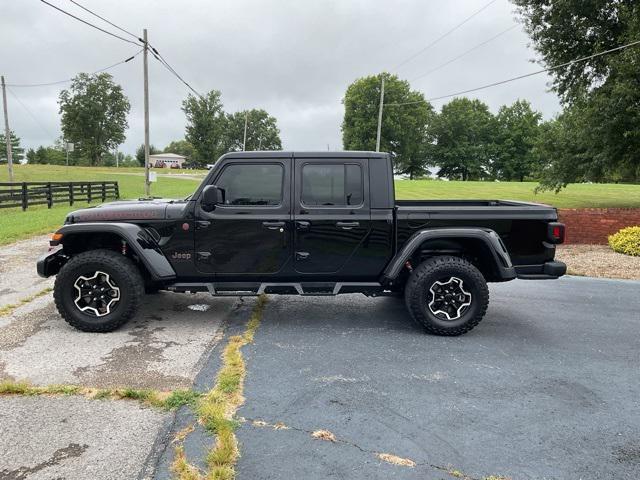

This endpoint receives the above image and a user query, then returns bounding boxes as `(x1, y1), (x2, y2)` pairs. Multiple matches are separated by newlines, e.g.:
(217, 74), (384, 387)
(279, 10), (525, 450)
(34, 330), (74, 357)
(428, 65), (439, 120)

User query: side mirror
(201, 185), (225, 211)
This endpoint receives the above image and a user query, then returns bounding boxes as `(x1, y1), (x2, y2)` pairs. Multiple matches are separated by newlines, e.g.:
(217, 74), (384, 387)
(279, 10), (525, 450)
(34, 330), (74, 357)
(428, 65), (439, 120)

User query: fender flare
(381, 228), (516, 283)
(53, 222), (176, 281)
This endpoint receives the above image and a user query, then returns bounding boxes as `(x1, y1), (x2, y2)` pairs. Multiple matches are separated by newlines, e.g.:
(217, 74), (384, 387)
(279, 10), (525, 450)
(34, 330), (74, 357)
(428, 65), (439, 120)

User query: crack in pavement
(73, 325), (189, 389)
(0, 443), (89, 480)
(241, 416), (483, 479)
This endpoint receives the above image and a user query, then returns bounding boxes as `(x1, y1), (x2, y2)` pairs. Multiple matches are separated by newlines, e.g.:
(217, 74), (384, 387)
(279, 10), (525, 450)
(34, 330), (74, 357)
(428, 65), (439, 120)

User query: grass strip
(0, 287), (53, 317)
(172, 295), (267, 480)
(0, 380), (200, 410)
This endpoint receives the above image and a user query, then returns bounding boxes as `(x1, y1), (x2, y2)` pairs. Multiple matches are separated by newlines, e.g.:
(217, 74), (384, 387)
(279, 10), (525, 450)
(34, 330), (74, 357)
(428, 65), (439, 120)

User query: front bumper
(515, 261), (567, 280)
(36, 247), (67, 278)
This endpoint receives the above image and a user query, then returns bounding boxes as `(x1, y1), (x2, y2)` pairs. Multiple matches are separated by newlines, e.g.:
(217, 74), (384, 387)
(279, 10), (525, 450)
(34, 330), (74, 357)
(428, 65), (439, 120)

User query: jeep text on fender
(37, 151), (566, 335)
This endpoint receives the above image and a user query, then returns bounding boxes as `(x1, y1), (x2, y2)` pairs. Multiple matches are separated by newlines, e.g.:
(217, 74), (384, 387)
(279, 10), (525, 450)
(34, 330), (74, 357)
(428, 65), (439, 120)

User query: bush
(608, 226), (640, 256)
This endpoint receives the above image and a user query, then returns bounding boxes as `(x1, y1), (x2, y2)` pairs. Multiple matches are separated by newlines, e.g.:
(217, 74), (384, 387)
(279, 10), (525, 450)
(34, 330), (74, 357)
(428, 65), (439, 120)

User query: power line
(149, 48), (204, 99)
(6, 50), (142, 88)
(7, 87), (57, 140)
(42, 1), (203, 100)
(69, 0), (204, 98)
(39, 0), (140, 45)
(411, 24), (518, 82)
(392, 0), (498, 71)
(68, 0), (141, 41)
(385, 38), (640, 106)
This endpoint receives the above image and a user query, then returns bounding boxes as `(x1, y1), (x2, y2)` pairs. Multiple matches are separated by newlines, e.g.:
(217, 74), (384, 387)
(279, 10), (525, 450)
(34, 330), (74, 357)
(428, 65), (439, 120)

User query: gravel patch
(555, 244), (640, 280)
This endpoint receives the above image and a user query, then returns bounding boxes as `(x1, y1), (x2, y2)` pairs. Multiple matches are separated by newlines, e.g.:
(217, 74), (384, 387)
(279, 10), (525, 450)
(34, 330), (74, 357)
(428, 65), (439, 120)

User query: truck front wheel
(404, 256), (489, 336)
(53, 249), (144, 332)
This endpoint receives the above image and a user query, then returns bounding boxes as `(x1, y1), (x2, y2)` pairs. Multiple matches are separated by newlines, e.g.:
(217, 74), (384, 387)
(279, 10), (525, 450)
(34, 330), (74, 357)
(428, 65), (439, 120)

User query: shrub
(608, 226), (640, 256)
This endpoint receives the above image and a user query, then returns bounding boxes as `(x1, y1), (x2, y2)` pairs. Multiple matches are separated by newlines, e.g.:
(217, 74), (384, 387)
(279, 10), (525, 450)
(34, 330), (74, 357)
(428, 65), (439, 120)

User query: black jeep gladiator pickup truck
(37, 151), (566, 335)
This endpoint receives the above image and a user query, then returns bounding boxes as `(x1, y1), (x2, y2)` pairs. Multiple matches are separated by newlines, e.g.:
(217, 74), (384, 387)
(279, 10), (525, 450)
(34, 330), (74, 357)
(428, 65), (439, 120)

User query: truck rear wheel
(404, 256), (489, 336)
(54, 249), (144, 332)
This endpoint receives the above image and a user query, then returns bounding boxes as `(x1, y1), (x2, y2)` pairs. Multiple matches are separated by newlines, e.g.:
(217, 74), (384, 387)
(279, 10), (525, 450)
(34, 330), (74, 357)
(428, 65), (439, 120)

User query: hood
(65, 198), (181, 223)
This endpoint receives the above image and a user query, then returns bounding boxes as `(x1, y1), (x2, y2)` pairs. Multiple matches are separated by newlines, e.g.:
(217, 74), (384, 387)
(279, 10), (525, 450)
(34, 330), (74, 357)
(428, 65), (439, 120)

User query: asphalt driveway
(0, 275), (638, 479)
(236, 277), (640, 480)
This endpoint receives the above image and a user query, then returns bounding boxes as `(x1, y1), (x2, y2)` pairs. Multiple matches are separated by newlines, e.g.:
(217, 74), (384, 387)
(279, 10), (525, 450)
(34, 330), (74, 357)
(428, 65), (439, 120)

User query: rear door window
(301, 164), (363, 207)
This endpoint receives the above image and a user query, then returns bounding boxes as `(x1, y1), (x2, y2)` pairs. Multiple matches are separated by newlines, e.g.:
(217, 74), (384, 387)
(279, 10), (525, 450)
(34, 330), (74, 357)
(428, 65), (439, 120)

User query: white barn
(149, 153), (186, 168)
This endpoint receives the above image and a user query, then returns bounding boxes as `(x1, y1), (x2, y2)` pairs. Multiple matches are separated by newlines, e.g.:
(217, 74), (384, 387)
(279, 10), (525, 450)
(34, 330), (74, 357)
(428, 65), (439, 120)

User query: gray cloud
(1, 0), (560, 155)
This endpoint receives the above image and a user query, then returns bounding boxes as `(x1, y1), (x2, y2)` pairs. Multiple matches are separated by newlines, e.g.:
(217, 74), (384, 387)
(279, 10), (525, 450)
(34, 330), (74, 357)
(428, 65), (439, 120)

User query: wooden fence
(0, 182), (119, 210)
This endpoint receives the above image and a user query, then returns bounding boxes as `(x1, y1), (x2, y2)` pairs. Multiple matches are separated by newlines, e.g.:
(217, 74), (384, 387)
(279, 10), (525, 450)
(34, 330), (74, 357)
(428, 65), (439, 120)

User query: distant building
(149, 153), (186, 168)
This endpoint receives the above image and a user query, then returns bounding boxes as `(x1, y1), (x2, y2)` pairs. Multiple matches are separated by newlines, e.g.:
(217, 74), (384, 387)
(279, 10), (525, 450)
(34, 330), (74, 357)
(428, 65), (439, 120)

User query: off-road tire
(54, 249), (144, 332)
(404, 256), (489, 336)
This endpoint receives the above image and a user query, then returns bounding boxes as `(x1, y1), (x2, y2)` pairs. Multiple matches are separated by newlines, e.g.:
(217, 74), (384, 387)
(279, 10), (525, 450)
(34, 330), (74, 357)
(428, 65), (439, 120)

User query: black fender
(39, 222), (176, 281)
(381, 228), (516, 284)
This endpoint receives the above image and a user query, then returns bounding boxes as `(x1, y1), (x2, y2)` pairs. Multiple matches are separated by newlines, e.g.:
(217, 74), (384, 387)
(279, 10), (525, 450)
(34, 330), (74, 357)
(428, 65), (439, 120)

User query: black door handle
(295, 251), (310, 260)
(296, 221), (310, 231)
(336, 221), (360, 230)
(196, 220), (211, 230)
(262, 221), (285, 230)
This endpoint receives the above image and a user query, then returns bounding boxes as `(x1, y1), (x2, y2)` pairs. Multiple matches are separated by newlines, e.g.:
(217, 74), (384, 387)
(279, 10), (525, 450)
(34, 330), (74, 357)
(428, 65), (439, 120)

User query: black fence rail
(0, 181), (119, 210)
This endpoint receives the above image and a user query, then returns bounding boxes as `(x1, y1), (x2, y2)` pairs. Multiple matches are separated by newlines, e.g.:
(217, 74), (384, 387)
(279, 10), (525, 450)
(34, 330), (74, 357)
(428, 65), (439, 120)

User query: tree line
(343, 0), (640, 189)
(7, 0), (638, 190)
(343, 73), (546, 182)
(16, 73), (282, 169)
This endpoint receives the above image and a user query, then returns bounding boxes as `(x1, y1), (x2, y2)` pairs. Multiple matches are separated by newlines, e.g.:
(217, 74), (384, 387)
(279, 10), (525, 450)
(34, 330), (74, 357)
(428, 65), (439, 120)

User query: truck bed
(396, 199), (558, 220)
(394, 199), (559, 268)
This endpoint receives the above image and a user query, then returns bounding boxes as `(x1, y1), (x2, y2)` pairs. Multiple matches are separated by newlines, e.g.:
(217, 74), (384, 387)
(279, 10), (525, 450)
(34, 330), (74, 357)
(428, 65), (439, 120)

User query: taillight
(547, 222), (565, 244)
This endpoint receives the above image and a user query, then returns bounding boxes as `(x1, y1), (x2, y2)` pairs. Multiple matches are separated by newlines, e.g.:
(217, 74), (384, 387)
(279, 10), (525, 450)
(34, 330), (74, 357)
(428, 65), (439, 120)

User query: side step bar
(165, 282), (394, 297)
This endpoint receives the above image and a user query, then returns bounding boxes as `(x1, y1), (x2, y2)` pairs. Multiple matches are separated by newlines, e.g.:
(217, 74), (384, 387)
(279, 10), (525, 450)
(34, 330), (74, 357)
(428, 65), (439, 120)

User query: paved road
(0, 396), (167, 480)
(0, 292), (235, 388)
(0, 275), (638, 479)
(0, 290), (236, 480)
(236, 277), (640, 480)
(0, 235), (53, 310)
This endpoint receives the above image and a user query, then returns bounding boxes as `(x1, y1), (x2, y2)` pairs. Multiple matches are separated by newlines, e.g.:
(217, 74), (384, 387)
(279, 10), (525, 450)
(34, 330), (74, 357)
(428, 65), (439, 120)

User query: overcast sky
(1, 0), (561, 156)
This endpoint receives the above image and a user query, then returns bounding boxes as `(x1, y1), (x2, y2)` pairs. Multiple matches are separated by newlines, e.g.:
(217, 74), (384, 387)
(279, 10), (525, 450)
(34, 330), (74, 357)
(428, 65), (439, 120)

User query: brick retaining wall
(557, 208), (640, 244)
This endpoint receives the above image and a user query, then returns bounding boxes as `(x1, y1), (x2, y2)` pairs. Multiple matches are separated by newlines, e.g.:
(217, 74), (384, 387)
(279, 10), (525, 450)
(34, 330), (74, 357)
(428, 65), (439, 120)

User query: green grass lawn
(395, 179), (640, 208)
(0, 165), (201, 245)
(1, 164), (639, 245)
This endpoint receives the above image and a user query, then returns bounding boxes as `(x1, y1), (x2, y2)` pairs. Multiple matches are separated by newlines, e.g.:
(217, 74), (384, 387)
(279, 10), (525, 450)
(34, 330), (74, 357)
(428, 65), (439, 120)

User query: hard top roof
(220, 151), (389, 160)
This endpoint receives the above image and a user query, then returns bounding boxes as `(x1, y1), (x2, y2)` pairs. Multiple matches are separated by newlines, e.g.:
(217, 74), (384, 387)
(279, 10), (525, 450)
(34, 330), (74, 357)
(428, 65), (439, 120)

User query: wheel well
(407, 238), (502, 282)
(61, 232), (153, 285)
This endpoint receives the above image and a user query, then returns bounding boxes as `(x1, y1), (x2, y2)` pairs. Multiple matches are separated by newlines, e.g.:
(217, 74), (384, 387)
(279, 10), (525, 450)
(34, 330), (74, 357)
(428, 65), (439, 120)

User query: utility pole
(1, 76), (14, 182)
(375, 77), (385, 152)
(143, 28), (151, 197)
(243, 111), (248, 151)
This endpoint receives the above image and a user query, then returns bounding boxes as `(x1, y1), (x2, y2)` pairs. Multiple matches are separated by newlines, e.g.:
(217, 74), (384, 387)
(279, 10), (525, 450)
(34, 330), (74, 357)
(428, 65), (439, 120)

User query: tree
(31, 145), (66, 165)
(224, 109), (282, 152)
(342, 72), (435, 179)
(493, 100), (542, 181)
(430, 98), (496, 181)
(164, 139), (196, 159)
(25, 148), (37, 164)
(58, 73), (130, 166)
(531, 105), (622, 192)
(182, 90), (227, 167)
(135, 144), (160, 167)
(512, 0), (640, 188)
(0, 130), (24, 163)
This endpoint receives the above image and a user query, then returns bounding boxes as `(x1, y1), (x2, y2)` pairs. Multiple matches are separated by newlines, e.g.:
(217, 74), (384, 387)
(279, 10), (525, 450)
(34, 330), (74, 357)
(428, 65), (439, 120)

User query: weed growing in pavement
(0, 287), (53, 317)
(172, 295), (267, 480)
(0, 380), (199, 410)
